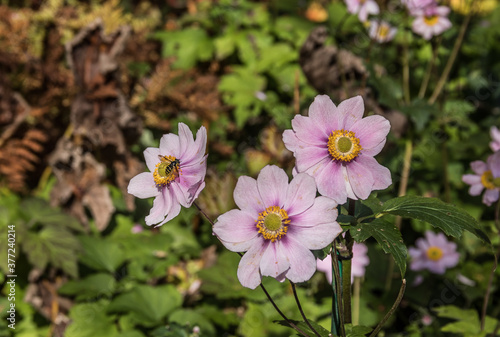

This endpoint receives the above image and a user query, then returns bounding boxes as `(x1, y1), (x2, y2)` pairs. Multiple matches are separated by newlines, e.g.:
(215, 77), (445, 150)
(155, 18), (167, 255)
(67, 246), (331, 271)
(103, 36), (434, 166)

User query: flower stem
(352, 277), (361, 326)
(332, 248), (346, 337)
(369, 279), (406, 337)
(428, 14), (471, 104)
(291, 282), (322, 337)
(193, 201), (215, 226)
(481, 200), (500, 331)
(402, 34), (411, 105)
(418, 37), (441, 99)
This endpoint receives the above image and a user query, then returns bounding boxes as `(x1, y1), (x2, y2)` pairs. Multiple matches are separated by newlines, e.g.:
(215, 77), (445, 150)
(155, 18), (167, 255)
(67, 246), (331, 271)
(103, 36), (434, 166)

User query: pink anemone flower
(409, 231), (459, 274)
(490, 126), (500, 152)
(462, 151), (500, 206)
(345, 0), (380, 22)
(411, 6), (452, 40)
(128, 123), (207, 226)
(283, 95), (392, 205)
(368, 20), (398, 43)
(213, 165), (342, 289)
(316, 242), (370, 283)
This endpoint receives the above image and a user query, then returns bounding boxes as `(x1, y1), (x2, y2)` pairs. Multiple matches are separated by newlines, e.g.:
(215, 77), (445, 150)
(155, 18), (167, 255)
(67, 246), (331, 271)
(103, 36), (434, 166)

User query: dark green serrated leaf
(22, 198), (83, 232)
(350, 219), (407, 277)
(379, 196), (490, 243)
(78, 236), (126, 272)
(107, 285), (182, 327)
(434, 305), (498, 335)
(65, 300), (118, 337)
(59, 273), (116, 300)
(169, 309), (216, 337)
(275, 320), (332, 337)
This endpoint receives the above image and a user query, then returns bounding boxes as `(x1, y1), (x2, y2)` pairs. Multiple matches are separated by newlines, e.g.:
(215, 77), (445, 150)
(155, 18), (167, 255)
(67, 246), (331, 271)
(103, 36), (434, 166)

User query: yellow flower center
(256, 206), (290, 242)
(327, 130), (362, 162)
(378, 25), (390, 38)
(480, 170), (500, 190)
(426, 246), (443, 261)
(153, 155), (181, 187)
(424, 15), (439, 26)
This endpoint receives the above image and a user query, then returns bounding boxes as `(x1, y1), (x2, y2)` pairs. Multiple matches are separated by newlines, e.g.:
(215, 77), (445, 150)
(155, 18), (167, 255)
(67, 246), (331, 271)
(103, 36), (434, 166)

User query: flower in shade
(368, 20), (398, 43)
(283, 95), (392, 205)
(345, 0), (380, 22)
(403, 0), (436, 14)
(490, 126), (500, 152)
(462, 151), (500, 206)
(411, 6), (452, 40)
(213, 165), (342, 289)
(316, 242), (370, 283)
(127, 123), (207, 226)
(409, 231), (459, 274)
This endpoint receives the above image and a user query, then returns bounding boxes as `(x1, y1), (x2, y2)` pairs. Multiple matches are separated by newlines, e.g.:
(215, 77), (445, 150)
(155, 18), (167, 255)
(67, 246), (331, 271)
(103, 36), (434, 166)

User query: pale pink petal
(309, 159), (347, 204)
(288, 221), (341, 250)
(237, 239), (268, 289)
(279, 236), (317, 283)
(308, 95), (341, 135)
(316, 255), (333, 284)
(284, 173), (317, 216)
(157, 194), (181, 226)
(355, 155), (392, 191)
(290, 196), (338, 227)
(145, 189), (170, 226)
(144, 147), (160, 172)
(178, 123), (195, 158)
(159, 133), (181, 158)
(283, 129), (302, 153)
(350, 115), (390, 154)
(469, 184), (484, 196)
(127, 172), (159, 199)
(213, 209), (259, 252)
(234, 176), (265, 215)
(488, 152), (500, 177)
(345, 159), (375, 200)
(257, 165), (289, 207)
(427, 262), (446, 274)
(181, 125), (207, 165)
(337, 96), (365, 130)
(471, 160), (488, 175)
(291, 115), (328, 146)
(434, 6), (450, 16)
(415, 237), (430, 251)
(295, 144), (329, 172)
(462, 174), (481, 185)
(260, 242), (290, 279)
(483, 189), (499, 206)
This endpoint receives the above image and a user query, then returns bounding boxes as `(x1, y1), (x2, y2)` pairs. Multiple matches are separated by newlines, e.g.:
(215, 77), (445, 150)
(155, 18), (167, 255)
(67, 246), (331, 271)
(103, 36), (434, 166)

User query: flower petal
(234, 176), (264, 215)
(470, 160), (487, 175)
(337, 96), (365, 130)
(469, 184), (484, 196)
(483, 189), (499, 206)
(308, 158), (347, 204)
(257, 165), (289, 207)
(145, 189), (170, 226)
(279, 236), (316, 283)
(181, 125), (207, 165)
(356, 155), (392, 191)
(350, 115), (390, 155)
(159, 133), (180, 158)
(284, 173), (317, 216)
(213, 209), (259, 252)
(308, 95), (340, 135)
(128, 172), (159, 199)
(462, 174), (481, 186)
(237, 239), (268, 289)
(488, 152), (500, 178)
(295, 144), (330, 172)
(260, 242), (290, 279)
(345, 159), (375, 200)
(290, 196), (338, 227)
(283, 129), (302, 153)
(288, 221), (341, 250)
(291, 115), (328, 146)
(144, 147), (160, 172)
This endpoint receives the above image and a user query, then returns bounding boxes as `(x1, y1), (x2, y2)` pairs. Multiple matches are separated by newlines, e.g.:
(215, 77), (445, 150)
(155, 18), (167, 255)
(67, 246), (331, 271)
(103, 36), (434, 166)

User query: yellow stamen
(426, 246), (443, 261)
(153, 155), (181, 187)
(256, 206), (290, 242)
(327, 129), (362, 162)
(378, 25), (390, 38)
(424, 15), (439, 26)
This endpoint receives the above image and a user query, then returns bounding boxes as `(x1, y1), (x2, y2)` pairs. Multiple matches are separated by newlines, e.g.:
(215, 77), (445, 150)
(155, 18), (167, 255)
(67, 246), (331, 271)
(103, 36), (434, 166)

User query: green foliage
(434, 305), (499, 336)
(275, 319), (331, 337)
(350, 218), (407, 277)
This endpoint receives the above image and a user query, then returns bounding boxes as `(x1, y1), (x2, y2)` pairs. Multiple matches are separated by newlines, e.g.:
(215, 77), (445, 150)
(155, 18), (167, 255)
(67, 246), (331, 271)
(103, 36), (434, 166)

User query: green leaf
(65, 300), (118, 337)
(79, 236), (126, 272)
(169, 309), (216, 337)
(434, 305), (498, 336)
(379, 196), (490, 243)
(59, 273), (116, 300)
(22, 198), (83, 232)
(23, 227), (81, 278)
(350, 218), (407, 277)
(345, 323), (373, 337)
(107, 285), (182, 327)
(275, 320), (332, 337)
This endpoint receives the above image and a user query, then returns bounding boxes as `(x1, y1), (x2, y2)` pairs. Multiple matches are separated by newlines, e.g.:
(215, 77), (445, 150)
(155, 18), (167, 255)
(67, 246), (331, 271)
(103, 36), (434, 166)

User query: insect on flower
(157, 155), (180, 178)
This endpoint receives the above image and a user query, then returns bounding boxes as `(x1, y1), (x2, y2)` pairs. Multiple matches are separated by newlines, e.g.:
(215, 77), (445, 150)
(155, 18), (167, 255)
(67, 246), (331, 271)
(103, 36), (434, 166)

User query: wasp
(157, 155), (180, 177)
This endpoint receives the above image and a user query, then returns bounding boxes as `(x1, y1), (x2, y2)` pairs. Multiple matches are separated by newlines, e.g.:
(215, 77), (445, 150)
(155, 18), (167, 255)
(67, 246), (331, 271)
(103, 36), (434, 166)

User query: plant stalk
(369, 279), (407, 337)
(291, 282), (322, 337)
